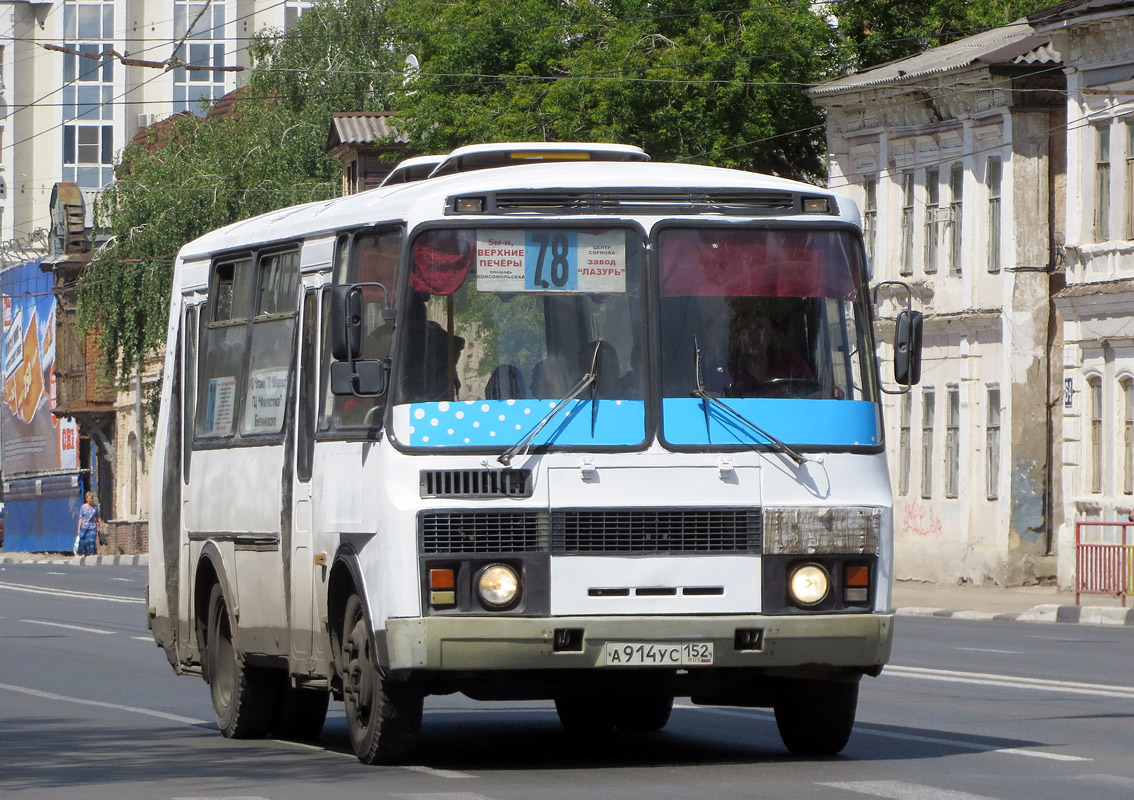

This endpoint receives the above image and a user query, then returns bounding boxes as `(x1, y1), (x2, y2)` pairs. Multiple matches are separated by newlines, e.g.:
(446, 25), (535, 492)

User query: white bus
(147, 143), (922, 764)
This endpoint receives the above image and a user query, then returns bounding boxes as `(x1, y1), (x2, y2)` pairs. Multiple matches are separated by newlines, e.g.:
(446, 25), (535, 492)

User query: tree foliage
(387, 0), (844, 176)
(831, 0), (1056, 69)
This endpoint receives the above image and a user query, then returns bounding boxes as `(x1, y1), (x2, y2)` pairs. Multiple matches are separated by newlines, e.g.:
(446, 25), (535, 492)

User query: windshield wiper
(497, 341), (603, 467)
(692, 337), (809, 467)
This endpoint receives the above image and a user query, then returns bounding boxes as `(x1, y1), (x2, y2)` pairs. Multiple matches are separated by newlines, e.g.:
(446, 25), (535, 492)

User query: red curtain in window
(659, 229), (860, 299)
(411, 230), (473, 296)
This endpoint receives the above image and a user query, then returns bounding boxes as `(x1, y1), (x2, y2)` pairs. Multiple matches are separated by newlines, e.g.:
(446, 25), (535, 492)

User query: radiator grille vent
(420, 469), (533, 498)
(454, 190), (805, 217)
(420, 511), (548, 554)
(551, 508), (762, 555)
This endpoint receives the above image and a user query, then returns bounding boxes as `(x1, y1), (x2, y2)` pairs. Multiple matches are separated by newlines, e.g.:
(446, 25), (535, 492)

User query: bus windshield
(390, 226), (646, 450)
(656, 226), (880, 449)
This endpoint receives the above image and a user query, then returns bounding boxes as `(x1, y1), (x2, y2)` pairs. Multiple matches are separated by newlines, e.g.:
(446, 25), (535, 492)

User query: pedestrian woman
(76, 492), (101, 556)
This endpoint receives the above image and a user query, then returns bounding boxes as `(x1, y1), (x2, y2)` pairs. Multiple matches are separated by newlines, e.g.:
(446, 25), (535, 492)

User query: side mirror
(330, 359), (388, 397)
(894, 309), (923, 386)
(329, 285), (362, 361)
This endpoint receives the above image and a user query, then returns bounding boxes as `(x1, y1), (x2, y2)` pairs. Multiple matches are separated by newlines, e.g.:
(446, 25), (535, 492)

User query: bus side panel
(148, 278), (186, 665)
(186, 446), (289, 655)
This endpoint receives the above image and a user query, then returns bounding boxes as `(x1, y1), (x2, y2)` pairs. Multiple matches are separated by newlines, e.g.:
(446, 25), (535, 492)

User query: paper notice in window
(205, 376), (236, 435)
(243, 368), (289, 434)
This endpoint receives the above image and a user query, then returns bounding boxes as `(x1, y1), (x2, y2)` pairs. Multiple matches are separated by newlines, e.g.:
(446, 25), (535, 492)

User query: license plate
(605, 642), (714, 666)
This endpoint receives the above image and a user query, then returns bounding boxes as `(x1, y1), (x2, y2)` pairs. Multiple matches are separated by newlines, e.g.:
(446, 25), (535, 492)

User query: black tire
(773, 678), (858, 756)
(554, 695), (615, 734)
(612, 693), (674, 732)
(205, 583), (275, 739)
(273, 682), (330, 741)
(341, 593), (422, 764)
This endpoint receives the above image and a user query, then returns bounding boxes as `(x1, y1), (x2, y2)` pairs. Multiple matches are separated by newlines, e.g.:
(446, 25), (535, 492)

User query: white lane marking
(820, 780), (999, 800)
(681, 705), (1090, 762)
(401, 765), (477, 780)
(0, 681), (209, 725)
(391, 794), (496, 799)
(47, 571), (67, 576)
(133, 635), (154, 641)
(955, 647), (1018, 654)
(21, 619), (116, 635)
(886, 664), (1134, 701)
(0, 581), (143, 604)
(173, 797), (270, 800)
(111, 577), (134, 582)
(1074, 774), (1134, 791)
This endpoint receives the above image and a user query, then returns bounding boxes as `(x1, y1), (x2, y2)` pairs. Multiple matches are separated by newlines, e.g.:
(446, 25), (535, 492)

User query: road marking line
(391, 794), (497, 799)
(679, 705), (1090, 762)
(886, 664), (1134, 700)
(0, 681), (209, 725)
(402, 765), (478, 779)
(955, 647), (1018, 654)
(0, 581), (143, 604)
(820, 780), (998, 799)
(133, 635), (154, 641)
(21, 619), (116, 635)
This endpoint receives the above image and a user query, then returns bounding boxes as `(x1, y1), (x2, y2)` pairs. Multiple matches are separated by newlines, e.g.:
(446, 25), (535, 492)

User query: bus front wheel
(341, 593), (422, 764)
(205, 583), (275, 739)
(773, 678), (858, 756)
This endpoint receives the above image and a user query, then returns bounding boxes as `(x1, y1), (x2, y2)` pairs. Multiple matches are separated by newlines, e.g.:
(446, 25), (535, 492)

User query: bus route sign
(476, 229), (626, 294)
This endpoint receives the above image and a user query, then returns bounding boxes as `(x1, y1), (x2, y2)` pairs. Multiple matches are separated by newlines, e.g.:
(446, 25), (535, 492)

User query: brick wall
(103, 520), (147, 555)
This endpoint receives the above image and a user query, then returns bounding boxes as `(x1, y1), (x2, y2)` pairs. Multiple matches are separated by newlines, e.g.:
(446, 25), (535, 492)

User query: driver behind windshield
(724, 302), (815, 398)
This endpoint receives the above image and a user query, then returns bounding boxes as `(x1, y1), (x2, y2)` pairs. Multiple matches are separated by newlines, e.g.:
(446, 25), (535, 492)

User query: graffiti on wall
(903, 501), (943, 538)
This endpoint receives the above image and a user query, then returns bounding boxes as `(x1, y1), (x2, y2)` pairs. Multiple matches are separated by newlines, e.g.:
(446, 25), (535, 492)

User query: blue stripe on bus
(404, 399), (646, 447)
(661, 398), (880, 447)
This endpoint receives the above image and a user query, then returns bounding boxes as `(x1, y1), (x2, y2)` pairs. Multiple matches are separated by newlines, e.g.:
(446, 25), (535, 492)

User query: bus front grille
(420, 510), (548, 554)
(420, 469), (533, 498)
(551, 508), (762, 555)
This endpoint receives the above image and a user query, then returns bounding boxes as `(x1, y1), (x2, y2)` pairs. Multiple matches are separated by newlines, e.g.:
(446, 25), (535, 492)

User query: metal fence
(1075, 521), (1134, 607)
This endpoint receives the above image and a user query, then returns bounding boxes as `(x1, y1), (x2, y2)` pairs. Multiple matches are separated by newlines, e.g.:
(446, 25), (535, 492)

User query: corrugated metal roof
(808, 22), (1059, 97)
(1030, 0), (1134, 26)
(328, 112), (409, 148)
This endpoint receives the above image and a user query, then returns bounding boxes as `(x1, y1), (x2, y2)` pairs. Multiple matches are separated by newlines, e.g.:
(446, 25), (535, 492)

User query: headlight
(789, 564), (830, 606)
(477, 564), (520, 608)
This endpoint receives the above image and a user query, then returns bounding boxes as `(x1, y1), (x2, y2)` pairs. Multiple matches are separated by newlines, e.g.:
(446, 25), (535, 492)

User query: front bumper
(385, 612), (892, 673)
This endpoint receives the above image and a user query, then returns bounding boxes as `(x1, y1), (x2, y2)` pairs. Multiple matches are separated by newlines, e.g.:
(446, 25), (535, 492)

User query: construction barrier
(1075, 521), (1133, 607)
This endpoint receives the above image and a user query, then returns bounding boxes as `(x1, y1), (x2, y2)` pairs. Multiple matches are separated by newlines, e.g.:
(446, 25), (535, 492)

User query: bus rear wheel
(205, 583), (274, 739)
(341, 593), (422, 764)
(773, 678), (858, 756)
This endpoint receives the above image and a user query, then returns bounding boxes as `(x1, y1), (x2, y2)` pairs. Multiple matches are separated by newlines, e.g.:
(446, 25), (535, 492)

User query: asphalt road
(2, 561), (1133, 800)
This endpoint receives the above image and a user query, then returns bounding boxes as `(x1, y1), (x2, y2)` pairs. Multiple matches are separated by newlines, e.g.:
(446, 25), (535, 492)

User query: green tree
(832, 0), (1056, 69)
(388, 0), (844, 176)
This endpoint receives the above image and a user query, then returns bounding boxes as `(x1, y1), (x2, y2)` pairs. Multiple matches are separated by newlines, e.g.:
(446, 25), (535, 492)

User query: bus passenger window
(240, 250), (299, 436)
(198, 257), (253, 437)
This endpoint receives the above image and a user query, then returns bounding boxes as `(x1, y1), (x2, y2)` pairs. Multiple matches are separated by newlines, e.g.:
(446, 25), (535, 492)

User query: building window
(285, 0), (314, 31)
(899, 393), (912, 496)
(924, 167), (940, 274)
(921, 388), (935, 499)
(987, 157), (1002, 273)
(945, 386), (960, 499)
(61, 0), (115, 190)
(863, 177), (877, 264)
(986, 386), (1000, 500)
(1090, 377), (1103, 494)
(899, 171), (914, 276)
(948, 163), (963, 275)
(1126, 122), (1134, 240)
(1096, 126), (1111, 242)
(1124, 379), (1134, 495)
(172, 1), (229, 115)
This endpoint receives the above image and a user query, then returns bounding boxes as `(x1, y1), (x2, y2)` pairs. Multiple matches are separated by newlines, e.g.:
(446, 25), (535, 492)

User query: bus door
(289, 287), (320, 664)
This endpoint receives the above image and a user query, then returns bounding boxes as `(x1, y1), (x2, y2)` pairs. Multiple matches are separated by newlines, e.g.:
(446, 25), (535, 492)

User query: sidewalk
(3, 551), (1132, 626)
(893, 579), (1134, 627)
(0, 551), (148, 567)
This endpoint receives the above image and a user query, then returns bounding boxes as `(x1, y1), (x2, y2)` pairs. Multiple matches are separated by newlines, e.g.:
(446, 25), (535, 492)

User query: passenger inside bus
(400, 292), (465, 402)
(724, 305), (818, 398)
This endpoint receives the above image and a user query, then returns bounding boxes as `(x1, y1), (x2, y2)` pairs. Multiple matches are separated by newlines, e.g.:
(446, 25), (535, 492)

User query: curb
(1, 554), (149, 567)
(896, 604), (1134, 626)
